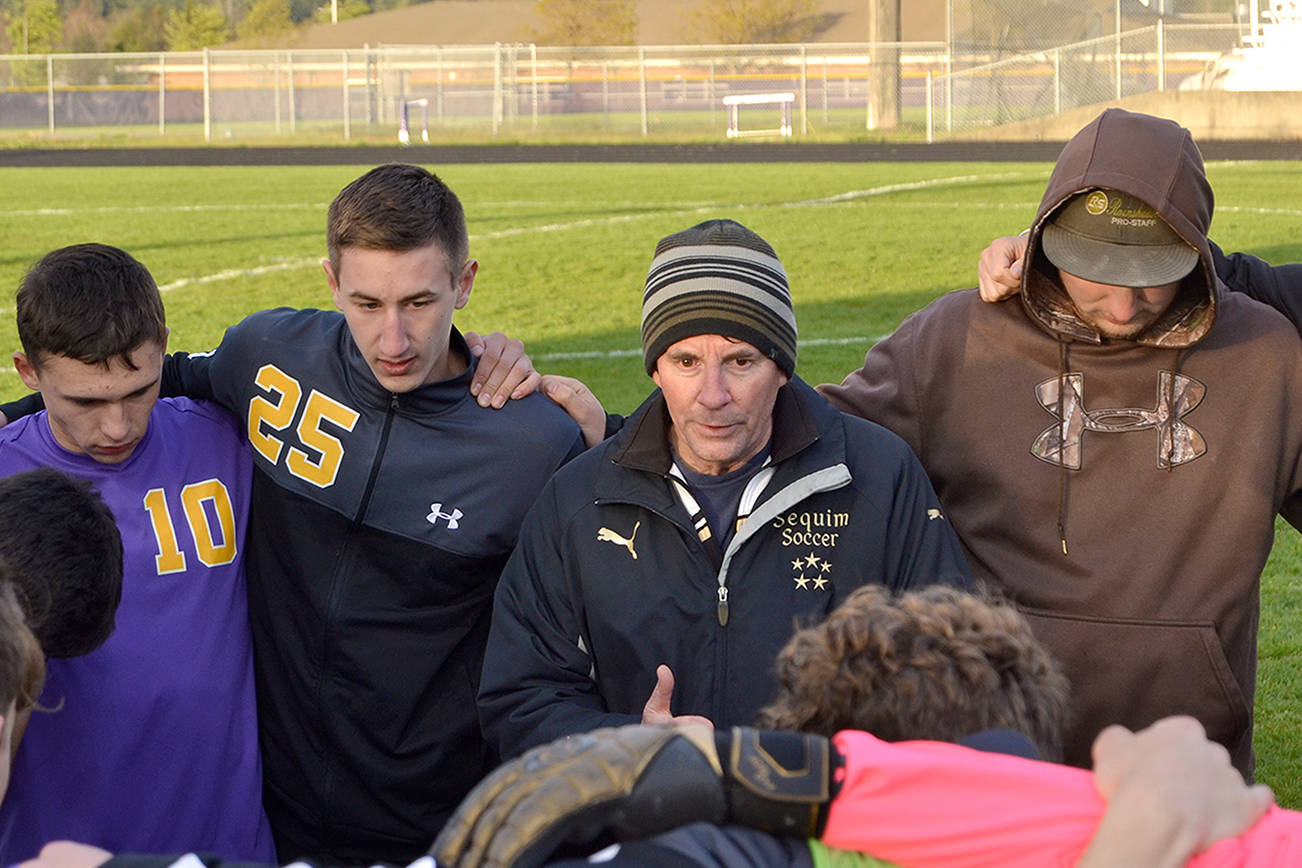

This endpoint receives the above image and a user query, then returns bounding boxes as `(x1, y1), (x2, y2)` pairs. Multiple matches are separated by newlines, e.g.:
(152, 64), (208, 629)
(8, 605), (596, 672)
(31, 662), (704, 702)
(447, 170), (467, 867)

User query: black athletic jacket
(82, 309), (583, 864)
(479, 377), (972, 761)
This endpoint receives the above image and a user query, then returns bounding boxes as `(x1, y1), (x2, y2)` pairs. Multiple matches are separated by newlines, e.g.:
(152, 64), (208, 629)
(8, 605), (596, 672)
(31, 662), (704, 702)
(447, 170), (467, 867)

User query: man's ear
(323, 259), (343, 310)
(454, 259), (478, 310)
(13, 353), (38, 393)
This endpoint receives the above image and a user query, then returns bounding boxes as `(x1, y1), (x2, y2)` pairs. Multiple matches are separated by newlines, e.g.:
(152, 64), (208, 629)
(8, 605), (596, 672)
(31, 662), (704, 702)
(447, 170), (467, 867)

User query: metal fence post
(46, 55), (54, 135)
(343, 50), (351, 141)
(505, 42), (515, 127)
(1157, 18), (1166, 91)
(203, 47), (212, 143)
(493, 43), (503, 137)
(362, 44), (369, 125)
(374, 46), (382, 126)
(865, 48), (874, 131)
(822, 54), (828, 126)
(1114, 1), (1122, 100)
(437, 48), (444, 123)
(1053, 47), (1060, 113)
(159, 53), (166, 135)
(288, 52), (296, 134)
(530, 43), (538, 128)
(273, 51), (281, 134)
(639, 46), (647, 137)
(602, 60), (609, 127)
(925, 69), (932, 143)
(945, 0), (952, 132)
(799, 44), (808, 136)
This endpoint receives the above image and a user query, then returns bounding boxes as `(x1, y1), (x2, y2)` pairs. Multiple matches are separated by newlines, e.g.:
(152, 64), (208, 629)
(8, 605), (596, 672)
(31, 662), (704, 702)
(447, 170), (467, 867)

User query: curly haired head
(756, 585), (1069, 761)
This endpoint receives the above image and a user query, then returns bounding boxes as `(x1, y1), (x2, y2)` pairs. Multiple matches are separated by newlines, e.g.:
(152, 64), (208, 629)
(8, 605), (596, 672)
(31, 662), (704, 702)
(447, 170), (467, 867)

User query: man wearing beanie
(478, 219), (971, 761)
(820, 108), (1302, 777)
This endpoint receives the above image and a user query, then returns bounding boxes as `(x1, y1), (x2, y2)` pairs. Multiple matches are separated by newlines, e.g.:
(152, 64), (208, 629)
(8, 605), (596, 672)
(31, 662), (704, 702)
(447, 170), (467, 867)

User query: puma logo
(597, 521), (640, 560)
(927, 509), (943, 521)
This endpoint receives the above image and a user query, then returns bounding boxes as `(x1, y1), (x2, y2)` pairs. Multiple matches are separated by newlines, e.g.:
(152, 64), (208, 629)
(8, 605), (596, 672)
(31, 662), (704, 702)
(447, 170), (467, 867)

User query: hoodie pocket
(1019, 608), (1251, 770)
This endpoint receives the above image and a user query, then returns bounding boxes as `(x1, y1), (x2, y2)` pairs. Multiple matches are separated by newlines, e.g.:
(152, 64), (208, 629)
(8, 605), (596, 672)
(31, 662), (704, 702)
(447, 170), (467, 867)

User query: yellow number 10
(143, 479), (239, 575)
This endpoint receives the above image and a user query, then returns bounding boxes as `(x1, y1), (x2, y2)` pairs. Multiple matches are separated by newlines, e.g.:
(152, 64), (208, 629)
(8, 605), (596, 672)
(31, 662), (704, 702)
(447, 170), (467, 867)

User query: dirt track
(1, 140), (1298, 167)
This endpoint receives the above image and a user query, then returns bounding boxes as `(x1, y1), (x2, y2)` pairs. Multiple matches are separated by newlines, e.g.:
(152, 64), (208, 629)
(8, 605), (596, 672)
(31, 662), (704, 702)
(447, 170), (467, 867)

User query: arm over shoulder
(816, 311), (930, 458)
(1212, 241), (1302, 334)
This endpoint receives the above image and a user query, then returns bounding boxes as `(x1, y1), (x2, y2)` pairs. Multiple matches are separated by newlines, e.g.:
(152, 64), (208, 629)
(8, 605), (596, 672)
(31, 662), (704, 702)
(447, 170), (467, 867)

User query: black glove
(432, 725), (839, 868)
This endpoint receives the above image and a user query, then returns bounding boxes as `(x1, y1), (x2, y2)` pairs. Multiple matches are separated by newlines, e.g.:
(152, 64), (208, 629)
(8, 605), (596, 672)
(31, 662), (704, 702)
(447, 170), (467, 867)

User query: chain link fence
(926, 22), (1243, 135)
(0, 14), (1256, 143)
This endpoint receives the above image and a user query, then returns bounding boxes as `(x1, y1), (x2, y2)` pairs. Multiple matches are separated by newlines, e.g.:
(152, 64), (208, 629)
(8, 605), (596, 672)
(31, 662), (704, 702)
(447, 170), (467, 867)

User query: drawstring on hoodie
(1056, 340), (1070, 556)
(1053, 342), (1188, 556)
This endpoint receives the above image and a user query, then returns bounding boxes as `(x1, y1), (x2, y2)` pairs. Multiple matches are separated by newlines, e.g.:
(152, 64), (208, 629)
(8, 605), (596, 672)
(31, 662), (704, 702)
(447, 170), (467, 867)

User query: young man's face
(652, 334), (788, 476)
(14, 340), (165, 465)
(326, 242), (477, 394)
(1058, 270), (1181, 340)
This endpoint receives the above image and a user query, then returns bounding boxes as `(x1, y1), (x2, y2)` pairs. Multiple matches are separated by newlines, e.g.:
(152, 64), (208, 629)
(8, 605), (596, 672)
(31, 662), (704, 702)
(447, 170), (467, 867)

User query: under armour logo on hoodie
(427, 503), (463, 529)
(1031, 371), (1207, 470)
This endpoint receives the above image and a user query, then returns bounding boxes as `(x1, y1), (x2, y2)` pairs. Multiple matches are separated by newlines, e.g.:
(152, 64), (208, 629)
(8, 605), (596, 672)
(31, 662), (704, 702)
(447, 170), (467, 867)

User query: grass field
(3, 159), (1302, 802)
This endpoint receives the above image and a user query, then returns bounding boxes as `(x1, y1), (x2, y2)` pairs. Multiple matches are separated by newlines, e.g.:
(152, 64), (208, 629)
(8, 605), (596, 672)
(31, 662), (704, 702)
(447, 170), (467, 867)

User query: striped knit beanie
(641, 219), (798, 377)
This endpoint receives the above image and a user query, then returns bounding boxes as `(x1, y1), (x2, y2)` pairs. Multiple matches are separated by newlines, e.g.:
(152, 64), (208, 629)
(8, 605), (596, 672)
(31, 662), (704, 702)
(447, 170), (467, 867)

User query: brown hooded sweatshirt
(820, 108), (1302, 775)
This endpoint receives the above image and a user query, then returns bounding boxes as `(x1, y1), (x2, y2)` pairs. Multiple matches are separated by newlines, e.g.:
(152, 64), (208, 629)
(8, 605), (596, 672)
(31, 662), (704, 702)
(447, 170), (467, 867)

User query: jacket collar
(340, 323), (478, 414)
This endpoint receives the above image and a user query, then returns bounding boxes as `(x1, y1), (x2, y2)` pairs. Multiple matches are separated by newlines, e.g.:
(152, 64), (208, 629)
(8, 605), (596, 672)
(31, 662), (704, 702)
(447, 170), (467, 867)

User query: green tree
(238, 0), (292, 41)
(4, 0), (62, 53)
(311, 0), (367, 23)
(529, 0), (636, 45)
(687, 0), (822, 43)
(108, 2), (168, 50)
(163, 0), (228, 48)
(64, 0), (111, 52)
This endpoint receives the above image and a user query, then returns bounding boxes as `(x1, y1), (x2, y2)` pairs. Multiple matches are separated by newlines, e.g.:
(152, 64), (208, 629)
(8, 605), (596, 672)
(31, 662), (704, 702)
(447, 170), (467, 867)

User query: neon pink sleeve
(821, 731), (1101, 868)
(822, 732), (1302, 868)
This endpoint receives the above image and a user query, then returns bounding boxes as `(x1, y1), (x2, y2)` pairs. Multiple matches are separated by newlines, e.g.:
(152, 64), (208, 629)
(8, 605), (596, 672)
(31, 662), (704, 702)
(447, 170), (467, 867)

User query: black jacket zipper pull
(717, 586), (729, 626)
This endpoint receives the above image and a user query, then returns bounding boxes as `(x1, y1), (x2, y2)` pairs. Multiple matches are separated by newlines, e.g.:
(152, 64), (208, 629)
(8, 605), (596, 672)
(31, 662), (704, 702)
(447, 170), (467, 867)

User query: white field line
(0, 170), (1036, 315)
(0, 168), (1291, 374)
(471, 172), (1031, 240)
(535, 334), (887, 362)
(2, 203), (325, 218)
(0, 333), (892, 377)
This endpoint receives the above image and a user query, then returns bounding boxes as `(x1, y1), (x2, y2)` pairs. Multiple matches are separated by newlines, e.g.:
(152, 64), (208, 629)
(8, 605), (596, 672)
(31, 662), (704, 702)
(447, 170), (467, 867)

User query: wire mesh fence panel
(0, 13), (1259, 145)
(927, 21), (1245, 136)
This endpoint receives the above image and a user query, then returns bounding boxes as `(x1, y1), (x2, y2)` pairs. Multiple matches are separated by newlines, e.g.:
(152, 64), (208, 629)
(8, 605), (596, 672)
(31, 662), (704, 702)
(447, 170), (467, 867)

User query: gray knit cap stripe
(641, 221), (798, 376)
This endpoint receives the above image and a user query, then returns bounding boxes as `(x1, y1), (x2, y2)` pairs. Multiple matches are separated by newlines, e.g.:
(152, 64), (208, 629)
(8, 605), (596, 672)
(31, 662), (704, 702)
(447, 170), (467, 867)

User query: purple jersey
(0, 398), (274, 863)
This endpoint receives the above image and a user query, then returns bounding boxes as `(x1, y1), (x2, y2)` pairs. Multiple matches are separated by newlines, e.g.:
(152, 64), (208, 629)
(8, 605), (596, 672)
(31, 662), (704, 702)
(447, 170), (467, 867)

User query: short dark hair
(0, 469), (123, 658)
(16, 243), (167, 370)
(326, 163), (468, 278)
(756, 585), (1070, 761)
(0, 580), (44, 714)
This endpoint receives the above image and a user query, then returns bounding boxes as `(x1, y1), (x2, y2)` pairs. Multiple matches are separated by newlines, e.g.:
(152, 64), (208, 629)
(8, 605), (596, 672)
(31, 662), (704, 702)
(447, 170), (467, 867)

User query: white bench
(722, 91), (795, 139)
